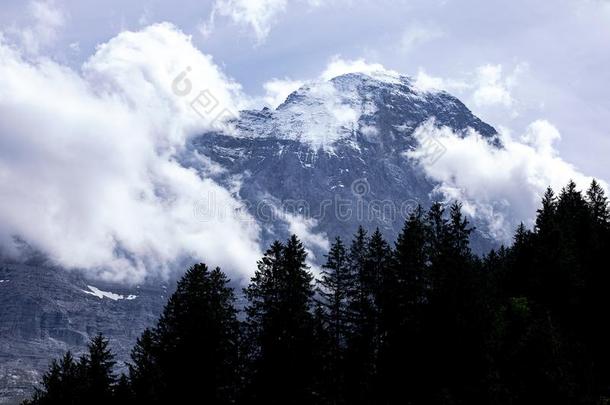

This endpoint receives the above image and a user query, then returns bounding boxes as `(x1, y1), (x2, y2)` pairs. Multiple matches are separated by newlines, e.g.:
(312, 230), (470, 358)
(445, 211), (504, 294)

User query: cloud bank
(0, 23), (262, 283)
(407, 119), (602, 241)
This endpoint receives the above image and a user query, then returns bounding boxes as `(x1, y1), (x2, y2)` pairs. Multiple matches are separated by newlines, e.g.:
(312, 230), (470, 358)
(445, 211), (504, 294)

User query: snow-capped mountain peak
(231, 72), (491, 150)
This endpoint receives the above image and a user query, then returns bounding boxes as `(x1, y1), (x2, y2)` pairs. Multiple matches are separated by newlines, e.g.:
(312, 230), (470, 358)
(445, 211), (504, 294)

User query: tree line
(23, 180), (610, 404)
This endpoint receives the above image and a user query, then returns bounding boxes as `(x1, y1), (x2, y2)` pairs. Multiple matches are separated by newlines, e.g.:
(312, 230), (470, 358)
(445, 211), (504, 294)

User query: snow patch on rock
(82, 285), (137, 301)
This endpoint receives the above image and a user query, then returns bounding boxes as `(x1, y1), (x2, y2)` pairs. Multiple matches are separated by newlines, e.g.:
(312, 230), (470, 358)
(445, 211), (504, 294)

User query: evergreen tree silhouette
(382, 205), (429, 403)
(343, 226), (377, 405)
(23, 335), (118, 405)
(243, 235), (316, 405)
(128, 328), (162, 404)
(81, 334), (116, 405)
(586, 179), (609, 225)
(153, 264), (239, 404)
(22, 352), (81, 405)
(316, 237), (350, 404)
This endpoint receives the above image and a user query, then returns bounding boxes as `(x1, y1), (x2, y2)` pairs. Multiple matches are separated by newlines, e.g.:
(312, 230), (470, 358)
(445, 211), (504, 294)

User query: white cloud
(414, 63), (528, 120)
(13, 0), (66, 55)
(282, 212), (329, 276)
(414, 68), (469, 92)
(519, 119), (561, 156)
(472, 64), (514, 108)
(406, 119), (601, 241)
(284, 213), (330, 253)
(0, 23), (262, 283)
(208, 0), (288, 43)
(262, 78), (304, 108)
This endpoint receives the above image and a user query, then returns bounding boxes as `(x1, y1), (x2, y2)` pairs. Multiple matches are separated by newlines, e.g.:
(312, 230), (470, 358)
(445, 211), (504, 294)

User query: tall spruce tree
(316, 237), (350, 404)
(128, 328), (162, 404)
(364, 228), (393, 401)
(382, 205), (429, 403)
(130, 264), (240, 405)
(81, 334), (116, 405)
(343, 226), (378, 405)
(243, 235), (316, 405)
(318, 237), (350, 349)
(586, 179), (609, 225)
(394, 205), (428, 317)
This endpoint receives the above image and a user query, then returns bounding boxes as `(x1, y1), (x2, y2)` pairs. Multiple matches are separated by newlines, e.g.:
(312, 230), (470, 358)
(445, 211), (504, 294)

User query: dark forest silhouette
(23, 180), (610, 405)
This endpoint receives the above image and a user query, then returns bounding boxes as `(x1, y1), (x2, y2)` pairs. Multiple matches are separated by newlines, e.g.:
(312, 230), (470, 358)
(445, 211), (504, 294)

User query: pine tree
(448, 202), (473, 257)
(394, 205), (428, 314)
(343, 226), (378, 405)
(345, 226), (371, 345)
(586, 179), (609, 225)
(311, 302), (335, 405)
(81, 334), (116, 405)
(152, 264), (240, 405)
(243, 235), (316, 405)
(318, 237), (350, 348)
(128, 328), (162, 404)
(383, 206), (429, 403)
(24, 335), (118, 405)
(316, 237), (350, 404)
(22, 352), (82, 405)
(365, 228), (392, 304)
(535, 187), (557, 234)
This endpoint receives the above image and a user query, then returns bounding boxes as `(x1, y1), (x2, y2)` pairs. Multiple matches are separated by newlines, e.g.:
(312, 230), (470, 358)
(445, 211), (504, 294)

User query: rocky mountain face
(0, 262), (167, 403)
(186, 72), (499, 258)
(0, 72), (501, 402)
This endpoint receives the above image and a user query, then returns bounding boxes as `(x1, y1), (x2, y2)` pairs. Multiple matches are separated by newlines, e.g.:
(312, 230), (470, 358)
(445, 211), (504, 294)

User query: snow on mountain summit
(232, 72), (493, 150)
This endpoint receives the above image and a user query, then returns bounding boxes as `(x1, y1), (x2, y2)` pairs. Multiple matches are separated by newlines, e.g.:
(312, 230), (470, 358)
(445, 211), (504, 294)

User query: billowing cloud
(407, 119), (601, 241)
(414, 64), (527, 109)
(472, 64), (515, 108)
(0, 23), (262, 283)
(283, 213), (329, 256)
